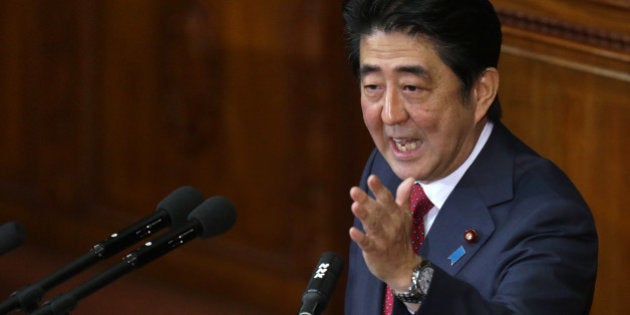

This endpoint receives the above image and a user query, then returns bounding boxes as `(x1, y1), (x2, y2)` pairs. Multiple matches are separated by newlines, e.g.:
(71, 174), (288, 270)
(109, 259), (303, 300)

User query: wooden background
(0, 0), (627, 314)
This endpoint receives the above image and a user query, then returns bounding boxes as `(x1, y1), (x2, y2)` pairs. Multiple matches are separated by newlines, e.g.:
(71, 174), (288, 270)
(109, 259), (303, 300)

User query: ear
(473, 67), (499, 123)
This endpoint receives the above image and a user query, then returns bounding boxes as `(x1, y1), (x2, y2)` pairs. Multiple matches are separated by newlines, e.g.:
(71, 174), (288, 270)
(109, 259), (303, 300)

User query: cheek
(407, 109), (439, 134)
(361, 100), (381, 128)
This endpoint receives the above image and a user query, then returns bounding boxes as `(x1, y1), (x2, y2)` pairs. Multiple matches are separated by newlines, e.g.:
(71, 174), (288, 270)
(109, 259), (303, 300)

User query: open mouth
(393, 138), (419, 152)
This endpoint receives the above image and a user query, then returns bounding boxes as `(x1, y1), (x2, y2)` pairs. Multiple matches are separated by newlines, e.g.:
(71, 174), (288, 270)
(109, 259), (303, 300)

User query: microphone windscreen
(156, 186), (204, 228)
(306, 252), (344, 298)
(0, 221), (25, 255)
(189, 196), (237, 238)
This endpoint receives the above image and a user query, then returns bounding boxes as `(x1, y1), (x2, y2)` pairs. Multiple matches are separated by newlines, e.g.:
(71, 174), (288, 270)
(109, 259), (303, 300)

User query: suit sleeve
(413, 265), (512, 315)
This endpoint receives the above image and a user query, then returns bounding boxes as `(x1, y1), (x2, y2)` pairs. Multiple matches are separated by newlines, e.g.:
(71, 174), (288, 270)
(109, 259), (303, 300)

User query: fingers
(349, 186), (369, 222)
(349, 226), (370, 250)
(396, 177), (415, 209)
(351, 175), (415, 212)
(349, 176), (387, 220)
(349, 175), (413, 247)
(348, 175), (421, 283)
(350, 175), (392, 234)
(366, 175), (394, 205)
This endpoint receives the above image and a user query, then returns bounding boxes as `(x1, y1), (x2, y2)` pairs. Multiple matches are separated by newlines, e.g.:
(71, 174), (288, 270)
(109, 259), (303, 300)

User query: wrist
(392, 258), (434, 304)
(389, 256), (424, 291)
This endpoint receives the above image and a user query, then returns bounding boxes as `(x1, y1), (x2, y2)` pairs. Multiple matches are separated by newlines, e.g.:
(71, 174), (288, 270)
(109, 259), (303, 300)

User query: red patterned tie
(383, 183), (433, 315)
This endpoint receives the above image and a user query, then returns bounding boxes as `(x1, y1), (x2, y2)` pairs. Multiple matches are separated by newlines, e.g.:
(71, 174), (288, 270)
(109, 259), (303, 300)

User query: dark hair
(343, 0), (503, 121)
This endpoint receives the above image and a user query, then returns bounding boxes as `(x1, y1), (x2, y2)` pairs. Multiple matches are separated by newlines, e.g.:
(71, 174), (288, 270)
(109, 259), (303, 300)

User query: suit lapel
(421, 123), (515, 275)
(421, 187), (495, 274)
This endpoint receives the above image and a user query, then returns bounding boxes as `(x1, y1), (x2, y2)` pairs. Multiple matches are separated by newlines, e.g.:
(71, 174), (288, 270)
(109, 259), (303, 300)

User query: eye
(403, 85), (421, 92)
(362, 84), (382, 97)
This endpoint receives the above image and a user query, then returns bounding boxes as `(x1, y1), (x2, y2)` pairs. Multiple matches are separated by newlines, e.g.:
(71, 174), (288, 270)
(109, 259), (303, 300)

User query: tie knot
(410, 183), (433, 217)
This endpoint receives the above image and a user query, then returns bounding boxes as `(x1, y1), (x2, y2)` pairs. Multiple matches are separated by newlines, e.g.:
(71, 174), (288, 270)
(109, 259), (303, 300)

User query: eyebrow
(360, 64), (431, 80)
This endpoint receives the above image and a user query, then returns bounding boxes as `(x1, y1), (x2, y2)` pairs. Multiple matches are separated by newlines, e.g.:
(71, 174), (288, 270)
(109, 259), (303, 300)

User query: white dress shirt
(419, 122), (494, 235)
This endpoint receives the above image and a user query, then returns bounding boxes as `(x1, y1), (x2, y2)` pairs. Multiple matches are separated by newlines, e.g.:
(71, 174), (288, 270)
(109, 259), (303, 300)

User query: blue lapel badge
(448, 245), (466, 266)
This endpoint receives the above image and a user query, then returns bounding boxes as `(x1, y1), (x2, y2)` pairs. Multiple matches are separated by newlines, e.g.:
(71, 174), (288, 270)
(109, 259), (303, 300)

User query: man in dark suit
(342, 0), (598, 314)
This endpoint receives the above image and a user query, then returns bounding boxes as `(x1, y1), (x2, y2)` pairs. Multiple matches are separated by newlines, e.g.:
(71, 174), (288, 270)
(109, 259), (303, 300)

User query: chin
(390, 164), (420, 181)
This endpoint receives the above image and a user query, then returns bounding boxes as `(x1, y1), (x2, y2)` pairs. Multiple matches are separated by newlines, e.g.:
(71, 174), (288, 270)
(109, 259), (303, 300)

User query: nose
(381, 89), (408, 125)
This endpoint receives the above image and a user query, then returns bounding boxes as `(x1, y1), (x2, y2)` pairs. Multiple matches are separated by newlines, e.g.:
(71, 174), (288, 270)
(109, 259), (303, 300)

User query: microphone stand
(0, 250), (99, 314)
(30, 261), (133, 315)
(0, 214), (171, 314)
(31, 221), (202, 315)
(0, 186), (203, 314)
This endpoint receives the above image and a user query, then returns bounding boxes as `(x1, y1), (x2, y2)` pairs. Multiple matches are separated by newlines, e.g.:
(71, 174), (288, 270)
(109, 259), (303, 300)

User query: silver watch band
(392, 260), (433, 304)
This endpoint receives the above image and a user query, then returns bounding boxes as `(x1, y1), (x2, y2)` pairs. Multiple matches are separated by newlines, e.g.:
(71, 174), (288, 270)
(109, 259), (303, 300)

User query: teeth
(394, 140), (417, 152)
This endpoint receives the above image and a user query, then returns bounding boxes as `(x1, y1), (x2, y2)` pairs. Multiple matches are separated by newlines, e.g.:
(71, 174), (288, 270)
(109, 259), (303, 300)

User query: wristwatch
(393, 259), (434, 303)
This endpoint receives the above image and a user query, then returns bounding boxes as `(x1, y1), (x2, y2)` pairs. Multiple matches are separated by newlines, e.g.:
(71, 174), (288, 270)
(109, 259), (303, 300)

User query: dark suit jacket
(345, 122), (598, 315)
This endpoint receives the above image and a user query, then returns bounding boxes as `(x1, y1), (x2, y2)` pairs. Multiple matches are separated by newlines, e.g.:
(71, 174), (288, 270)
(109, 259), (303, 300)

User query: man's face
(359, 31), (486, 183)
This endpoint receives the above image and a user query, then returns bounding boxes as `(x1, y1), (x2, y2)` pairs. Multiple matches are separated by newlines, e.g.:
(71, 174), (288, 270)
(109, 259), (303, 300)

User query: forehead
(359, 30), (444, 76)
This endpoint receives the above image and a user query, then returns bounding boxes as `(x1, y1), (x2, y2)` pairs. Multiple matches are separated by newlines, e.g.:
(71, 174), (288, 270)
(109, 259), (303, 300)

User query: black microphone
(92, 186), (204, 258)
(0, 186), (203, 314)
(31, 196), (236, 315)
(0, 221), (25, 255)
(297, 252), (344, 315)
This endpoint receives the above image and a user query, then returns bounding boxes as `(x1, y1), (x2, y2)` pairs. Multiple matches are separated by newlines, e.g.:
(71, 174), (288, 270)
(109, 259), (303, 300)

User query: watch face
(418, 266), (434, 294)
(394, 262), (434, 303)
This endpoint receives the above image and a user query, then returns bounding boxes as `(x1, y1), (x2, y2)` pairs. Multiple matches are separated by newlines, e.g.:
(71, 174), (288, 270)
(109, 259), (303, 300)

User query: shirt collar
(418, 121), (494, 209)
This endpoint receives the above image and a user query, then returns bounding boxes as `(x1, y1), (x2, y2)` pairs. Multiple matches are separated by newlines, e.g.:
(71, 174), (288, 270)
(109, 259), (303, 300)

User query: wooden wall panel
(494, 0), (629, 314)
(1, 0), (626, 314)
(0, 0), (364, 314)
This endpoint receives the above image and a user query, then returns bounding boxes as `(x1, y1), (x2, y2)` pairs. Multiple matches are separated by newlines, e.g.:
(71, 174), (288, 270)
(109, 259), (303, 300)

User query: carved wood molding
(586, 0), (630, 10)
(496, 7), (630, 53)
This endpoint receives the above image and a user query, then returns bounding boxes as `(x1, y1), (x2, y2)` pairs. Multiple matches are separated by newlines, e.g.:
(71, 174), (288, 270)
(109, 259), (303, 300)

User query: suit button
(464, 229), (478, 243)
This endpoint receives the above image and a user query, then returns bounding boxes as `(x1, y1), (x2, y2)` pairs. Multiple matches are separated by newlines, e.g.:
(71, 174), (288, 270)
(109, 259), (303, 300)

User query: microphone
(0, 186), (203, 314)
(92, 186), (204, 258)
(0, 221), (25, 255)
(297, 252), (344, 315)
(31, 196), (236, 315)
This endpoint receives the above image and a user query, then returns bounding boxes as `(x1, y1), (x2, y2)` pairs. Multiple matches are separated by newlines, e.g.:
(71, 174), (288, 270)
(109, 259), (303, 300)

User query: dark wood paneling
(1, 0), (626, 314)
(494, 1), (629, 314)
(0, 0), (363, 314)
